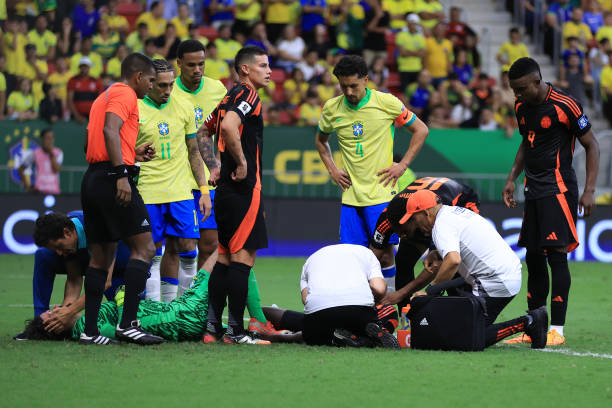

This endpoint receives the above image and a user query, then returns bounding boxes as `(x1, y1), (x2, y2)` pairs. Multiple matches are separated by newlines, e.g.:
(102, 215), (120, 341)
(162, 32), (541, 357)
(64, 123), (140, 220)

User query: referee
(502, 58), (600, 346)
(200, 46), (271, 345)
(80, 53), (163, 345)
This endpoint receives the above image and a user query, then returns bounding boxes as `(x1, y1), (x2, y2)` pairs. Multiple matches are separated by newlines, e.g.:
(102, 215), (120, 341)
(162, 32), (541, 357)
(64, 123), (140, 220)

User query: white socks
(178, 250), (198, 296)
(550, 325), (564, 336)
(145, 249), (162, 301)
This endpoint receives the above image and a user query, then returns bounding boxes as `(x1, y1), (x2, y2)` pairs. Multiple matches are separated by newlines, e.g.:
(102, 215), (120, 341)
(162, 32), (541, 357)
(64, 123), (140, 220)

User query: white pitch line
(504, 344), (612, 359)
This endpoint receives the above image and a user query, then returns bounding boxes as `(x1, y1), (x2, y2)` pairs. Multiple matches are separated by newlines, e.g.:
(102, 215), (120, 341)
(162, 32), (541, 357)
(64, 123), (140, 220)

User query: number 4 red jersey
(515, 84), (591, 200)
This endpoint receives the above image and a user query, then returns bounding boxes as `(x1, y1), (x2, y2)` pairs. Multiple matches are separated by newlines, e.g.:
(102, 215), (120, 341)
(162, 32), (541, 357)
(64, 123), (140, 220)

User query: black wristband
(108, 164), (129, 180)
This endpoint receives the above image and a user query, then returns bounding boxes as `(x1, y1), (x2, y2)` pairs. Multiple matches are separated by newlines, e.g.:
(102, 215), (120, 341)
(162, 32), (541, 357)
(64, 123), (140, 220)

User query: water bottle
(397, 305), (411, 348)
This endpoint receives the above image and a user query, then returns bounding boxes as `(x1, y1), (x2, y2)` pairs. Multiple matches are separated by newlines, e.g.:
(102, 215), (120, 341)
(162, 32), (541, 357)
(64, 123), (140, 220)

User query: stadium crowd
(1, 0), (609, 133)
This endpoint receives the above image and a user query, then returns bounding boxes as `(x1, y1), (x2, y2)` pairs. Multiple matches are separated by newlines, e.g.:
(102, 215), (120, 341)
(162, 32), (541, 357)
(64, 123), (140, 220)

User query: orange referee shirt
(86, 83), (139, 165)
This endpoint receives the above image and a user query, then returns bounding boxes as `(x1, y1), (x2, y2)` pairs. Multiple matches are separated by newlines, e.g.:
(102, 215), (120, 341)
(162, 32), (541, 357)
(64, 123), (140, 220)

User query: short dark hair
(478, 72), (489, 80)
(234, 46), (268, 74)
(145, 38), (156, 47)
(41, 128), (53, 139)
(177, 39), (206, 59)
(137, 22), (148, 30)
(152, 59), (173, 73)
(21, 317), (72, 341)
(508, 57), (542, 80)
(33, 212), (74, 247)
(510, 27), (520, 35)
(42, 82), (52, 94)
(150, 1), (160, 11)
(121, 52), (154, 79)
(333, 55), (368, 78)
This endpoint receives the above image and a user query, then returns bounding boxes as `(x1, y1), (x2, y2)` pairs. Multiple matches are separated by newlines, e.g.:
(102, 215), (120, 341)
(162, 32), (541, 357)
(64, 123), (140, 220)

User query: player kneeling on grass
(14, 212), (130, 340)
(18, 250), (296, 344)
(386, 190), (549, 349)
(269, 244), (401, 349)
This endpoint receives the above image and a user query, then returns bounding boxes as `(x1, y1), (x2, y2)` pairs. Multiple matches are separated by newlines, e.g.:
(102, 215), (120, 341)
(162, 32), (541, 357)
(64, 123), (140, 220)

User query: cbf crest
(352, 121), (364, 137)
(194, 106), (204, 122)
(158, 121), (169, 136)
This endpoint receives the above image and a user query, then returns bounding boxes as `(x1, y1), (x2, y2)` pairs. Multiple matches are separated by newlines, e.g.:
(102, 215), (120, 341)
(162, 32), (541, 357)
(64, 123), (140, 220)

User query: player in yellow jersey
(136, 59), (211, 302)
(172, 40), (228, 272)
(315, 55), (429, 286)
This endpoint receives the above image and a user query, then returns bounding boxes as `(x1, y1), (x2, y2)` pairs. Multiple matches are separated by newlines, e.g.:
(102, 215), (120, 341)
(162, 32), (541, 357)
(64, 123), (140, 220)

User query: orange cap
(397, 189), (439, 224)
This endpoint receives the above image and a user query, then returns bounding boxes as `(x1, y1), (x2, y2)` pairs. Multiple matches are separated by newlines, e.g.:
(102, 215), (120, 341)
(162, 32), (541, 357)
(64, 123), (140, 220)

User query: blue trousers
(32, 244), (130, 317)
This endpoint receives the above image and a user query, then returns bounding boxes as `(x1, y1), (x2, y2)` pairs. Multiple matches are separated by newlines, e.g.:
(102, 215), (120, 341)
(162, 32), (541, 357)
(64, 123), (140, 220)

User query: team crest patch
(194, 106), (203, 121)
(578, 115), (589, 130)
(158, 121), (169, 135)
(352, 121), (364, 137)
(540, 116), (551, 129)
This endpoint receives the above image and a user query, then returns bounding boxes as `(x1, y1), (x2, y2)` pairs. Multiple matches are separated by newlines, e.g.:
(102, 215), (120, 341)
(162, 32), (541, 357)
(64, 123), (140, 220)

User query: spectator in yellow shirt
(298, 89), (323, 126)
(22, 44), (48, 105)
(3, 17), (27, 75)
(264, 0), (292, 43)
(425, 22), (453, 88)
(204, 42), (231, 80)
(126, 23), (148, 54)
(396, 13), (426, 92)
(106, 44), (128, 81)
(47, 56), (71, 111)
(415, 0), (444, 33)
(27, 14), (56, 61)
(601, 51), (612, 126)
(383, 0), (415, 32)
(92, 19), (120, 59)
(283, 67), (309, 106)
(7, 78), (38, 121)
(171, 3), (193, 39)
(497, 27), (530, 73)
(563, 7), (593, 50)
(316, 70), (338, 103)
(234, 0), (261, 37)
(103, 0), (129, 36)
(136, 1), (166, 38)
(216, 25), (242, 63)
(596, 11), (612, 44)
(69, 36), (103, 78)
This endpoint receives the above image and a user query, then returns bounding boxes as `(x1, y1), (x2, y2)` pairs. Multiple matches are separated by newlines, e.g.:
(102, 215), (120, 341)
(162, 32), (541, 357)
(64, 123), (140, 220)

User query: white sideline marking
(504, 344), (612, 359)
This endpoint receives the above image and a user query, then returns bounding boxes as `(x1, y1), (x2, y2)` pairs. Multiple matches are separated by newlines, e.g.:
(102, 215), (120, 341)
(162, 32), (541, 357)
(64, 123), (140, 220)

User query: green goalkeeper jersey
(72, 270), (210, 341)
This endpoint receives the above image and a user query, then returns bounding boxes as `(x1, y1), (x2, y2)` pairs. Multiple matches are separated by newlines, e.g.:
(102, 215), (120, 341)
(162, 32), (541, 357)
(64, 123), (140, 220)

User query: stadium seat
(272, 84), (287, 103)
(388, 72), (401, 94)
(117, 2), (141, 31)
(279, 110), (295, 125)
(270, 69), (286, 83)
(199, 26), (218, 42)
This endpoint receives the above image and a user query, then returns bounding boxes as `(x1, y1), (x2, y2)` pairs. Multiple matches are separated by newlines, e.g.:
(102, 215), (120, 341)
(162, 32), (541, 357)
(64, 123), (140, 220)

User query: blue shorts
(340, 203), (399, 247)
(193, 189), (217, 230)
(146, 200), (200, 243)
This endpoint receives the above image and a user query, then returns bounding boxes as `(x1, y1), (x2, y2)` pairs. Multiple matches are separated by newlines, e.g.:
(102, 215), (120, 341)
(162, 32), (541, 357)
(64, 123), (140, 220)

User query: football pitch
(1, 254), (610, 407)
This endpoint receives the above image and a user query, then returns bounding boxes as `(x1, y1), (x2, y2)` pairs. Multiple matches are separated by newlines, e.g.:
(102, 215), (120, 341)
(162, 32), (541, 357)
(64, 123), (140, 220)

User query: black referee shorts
(80, 162), (151, 244)
(302, 305), (378, 346)
(518, 192), (579, 252)
(215, 184), (268, 254)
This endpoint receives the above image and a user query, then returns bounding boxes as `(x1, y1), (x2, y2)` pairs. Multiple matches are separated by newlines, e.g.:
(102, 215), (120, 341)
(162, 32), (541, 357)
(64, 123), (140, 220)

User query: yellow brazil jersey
(216, 38), (241, 62)
(258, 80), (275, 102)
(235, 0), (261, 21)
(414, 0), (443, 29)
(103, 14), (129, 33)
(47, 70), (72, 100)
(425, 37), (453, 78)
(27, 29), (57, 58)
(92, 32), (120, 59)
(136, 95), (199, 204)
(171, 17), (193, 39)
(298, 103), (322, 126)
(396, 31), (426, 72)
(0, 72), (5, 92)
(22, 59), (48, 105)
(497, 41), (529, 72)
(596, 26), (612, 43)
(601, 66), (612, 102)
(383, 0), (415, 30)
(106, 57), (121, 79)
(265, 2), (291, 24)
(8, 91), (37, 113)
(562, 21), (592, 50)
(284, 79), (308, 105)
(317, 83), (336, 103)
(126, 32), (145, 53)
(3, 32), (27, 75)
(204, 58), (230, 80)
(171, 75), (228, 189)
(317, 88), (416, 206)
(135, 12), (166, 37)
(70, 52), (104, 78)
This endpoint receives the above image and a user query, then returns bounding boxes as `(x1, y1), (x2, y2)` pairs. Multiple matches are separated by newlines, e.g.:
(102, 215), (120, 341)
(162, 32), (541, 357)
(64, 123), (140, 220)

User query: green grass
(1, 255), (611, 407)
